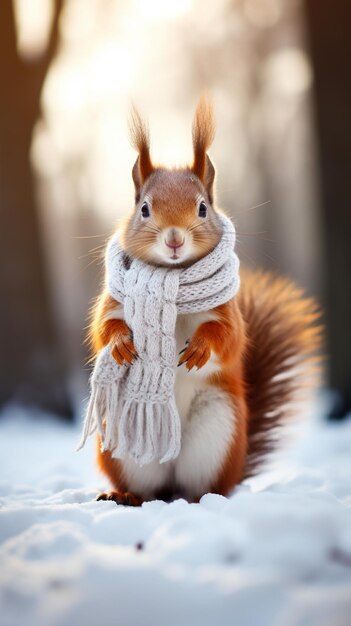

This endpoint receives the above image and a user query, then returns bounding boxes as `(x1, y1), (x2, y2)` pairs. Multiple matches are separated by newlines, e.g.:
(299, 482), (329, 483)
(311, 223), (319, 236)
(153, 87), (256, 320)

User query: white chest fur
(119, 311), (236, 500)
(174, 311), (220, 421)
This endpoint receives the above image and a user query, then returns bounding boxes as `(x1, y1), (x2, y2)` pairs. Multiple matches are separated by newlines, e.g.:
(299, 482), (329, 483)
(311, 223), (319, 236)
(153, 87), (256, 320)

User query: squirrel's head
(121, 98), (222, 267)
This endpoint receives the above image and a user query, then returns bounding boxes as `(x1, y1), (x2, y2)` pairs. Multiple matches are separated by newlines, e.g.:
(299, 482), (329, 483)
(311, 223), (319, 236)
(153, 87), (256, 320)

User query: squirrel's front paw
(111, 321), (138, 365)
(178, 335), (211, 371)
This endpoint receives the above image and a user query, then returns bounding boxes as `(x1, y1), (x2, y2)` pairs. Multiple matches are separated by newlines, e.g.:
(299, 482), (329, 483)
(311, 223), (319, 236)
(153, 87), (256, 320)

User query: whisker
(81, 255), (105, 272)
(236, 231), (274, 243)
(78, 247), (106, 261)
(128, 226), (160, 236)
(245, 200), (271, 212)
(73, 233), (110, 240)
(128, 241), (158, 256)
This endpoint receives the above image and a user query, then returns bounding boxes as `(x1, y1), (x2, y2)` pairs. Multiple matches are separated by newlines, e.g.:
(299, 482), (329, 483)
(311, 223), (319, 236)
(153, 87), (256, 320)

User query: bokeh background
(0, 0), (349, 420)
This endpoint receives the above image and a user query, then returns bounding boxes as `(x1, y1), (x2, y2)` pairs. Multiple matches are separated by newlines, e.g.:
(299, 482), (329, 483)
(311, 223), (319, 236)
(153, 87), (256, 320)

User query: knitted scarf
(78, 213), (240, 466)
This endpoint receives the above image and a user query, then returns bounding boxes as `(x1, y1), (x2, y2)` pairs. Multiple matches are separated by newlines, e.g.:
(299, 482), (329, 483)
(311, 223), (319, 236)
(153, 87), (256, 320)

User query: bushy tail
(238, 270), (323, 477)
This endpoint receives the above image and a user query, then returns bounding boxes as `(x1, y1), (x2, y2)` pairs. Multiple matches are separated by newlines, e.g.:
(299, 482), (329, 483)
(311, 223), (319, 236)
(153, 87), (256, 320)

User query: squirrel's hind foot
(96, 491), (142, 506)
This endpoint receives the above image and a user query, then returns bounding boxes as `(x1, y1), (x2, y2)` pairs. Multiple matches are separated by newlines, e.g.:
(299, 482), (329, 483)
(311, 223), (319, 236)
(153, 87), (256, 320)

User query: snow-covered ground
(1, 403), (351, 626)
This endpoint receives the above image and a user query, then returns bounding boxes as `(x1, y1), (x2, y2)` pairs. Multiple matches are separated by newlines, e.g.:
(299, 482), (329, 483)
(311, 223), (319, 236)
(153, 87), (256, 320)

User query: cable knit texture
(78, 214), (240, 466)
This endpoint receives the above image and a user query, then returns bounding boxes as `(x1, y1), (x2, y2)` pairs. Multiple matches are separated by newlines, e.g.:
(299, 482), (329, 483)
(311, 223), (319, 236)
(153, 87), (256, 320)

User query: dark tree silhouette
(0, 0), (71, 416)
(305, 0), (351, 418)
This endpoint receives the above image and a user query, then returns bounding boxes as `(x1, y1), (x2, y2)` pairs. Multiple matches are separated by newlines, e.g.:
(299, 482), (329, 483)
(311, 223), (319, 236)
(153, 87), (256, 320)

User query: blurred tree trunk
(305, 1), (351, 417)
(0, 1), (71, 416)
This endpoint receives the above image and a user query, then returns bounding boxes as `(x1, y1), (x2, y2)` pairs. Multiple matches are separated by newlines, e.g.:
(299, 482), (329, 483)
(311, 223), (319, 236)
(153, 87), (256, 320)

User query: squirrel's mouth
(166, 253), (183, 264)
(167, 243), (186, 263)
(163, 235), (187, 263)
(168, 246), (184, 261)
(165, 237), (185, 261)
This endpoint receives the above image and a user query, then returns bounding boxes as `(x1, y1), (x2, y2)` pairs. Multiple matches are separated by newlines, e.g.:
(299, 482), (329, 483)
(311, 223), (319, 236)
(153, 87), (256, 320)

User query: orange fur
(238, 269), (323, 477)
(129, 106), (154, 184)
(88, 98), (322, 505)
(192, 96), (215, 180)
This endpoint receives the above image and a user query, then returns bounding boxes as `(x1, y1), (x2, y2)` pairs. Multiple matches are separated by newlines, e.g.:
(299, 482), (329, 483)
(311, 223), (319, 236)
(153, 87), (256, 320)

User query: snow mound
(0, 405), (351, 626)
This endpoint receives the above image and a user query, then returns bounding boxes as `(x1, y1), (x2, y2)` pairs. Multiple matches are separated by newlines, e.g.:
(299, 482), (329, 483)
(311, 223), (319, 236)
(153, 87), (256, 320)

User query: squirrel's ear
(202, 155), (215, 204)
(132, 157), (143, 202)
(129, 106), (154, 201)
(191, 96), (215, 202)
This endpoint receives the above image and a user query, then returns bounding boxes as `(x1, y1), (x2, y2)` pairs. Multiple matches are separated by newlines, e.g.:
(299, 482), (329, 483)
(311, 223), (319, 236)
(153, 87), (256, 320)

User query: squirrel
(90, 98), (322, 506)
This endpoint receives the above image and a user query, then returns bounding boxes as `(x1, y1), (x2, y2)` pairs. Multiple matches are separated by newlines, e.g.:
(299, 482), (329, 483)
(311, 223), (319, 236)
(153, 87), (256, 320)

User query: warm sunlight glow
(88, 42), (136, 100)
(135, 0), (192, 22)
(263, 49), (313, 95)
(13, 0), (53, 58)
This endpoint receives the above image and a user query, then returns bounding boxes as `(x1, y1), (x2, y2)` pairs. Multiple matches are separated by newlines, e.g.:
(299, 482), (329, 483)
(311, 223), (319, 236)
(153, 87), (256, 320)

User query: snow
(1, 403), (351, 626)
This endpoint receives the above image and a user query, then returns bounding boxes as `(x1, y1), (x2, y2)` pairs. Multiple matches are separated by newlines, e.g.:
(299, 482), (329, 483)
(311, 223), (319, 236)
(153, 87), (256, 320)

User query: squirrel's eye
(141, 201), (150, 218)
(198, 200), (207, 218)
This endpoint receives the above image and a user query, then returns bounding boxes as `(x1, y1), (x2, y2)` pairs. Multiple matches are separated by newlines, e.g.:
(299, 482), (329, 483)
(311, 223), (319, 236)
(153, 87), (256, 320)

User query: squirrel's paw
(96, 491), (142, 506)
(110, 321), (138, 365)
(178, 335), (211, 371)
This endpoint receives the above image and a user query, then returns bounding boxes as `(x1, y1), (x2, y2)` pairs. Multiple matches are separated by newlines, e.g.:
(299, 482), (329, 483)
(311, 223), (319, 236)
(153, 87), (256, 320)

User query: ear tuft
(192, 96), (215, 182)
(129, 106), (154, 186)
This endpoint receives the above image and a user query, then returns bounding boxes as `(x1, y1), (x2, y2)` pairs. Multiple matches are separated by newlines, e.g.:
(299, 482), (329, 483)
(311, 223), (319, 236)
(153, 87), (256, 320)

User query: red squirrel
(90, 98), (322, 506)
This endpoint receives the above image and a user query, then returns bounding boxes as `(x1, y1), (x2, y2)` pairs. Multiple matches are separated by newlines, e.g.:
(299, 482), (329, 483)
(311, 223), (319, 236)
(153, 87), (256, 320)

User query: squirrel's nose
(165, 228), (185, 249)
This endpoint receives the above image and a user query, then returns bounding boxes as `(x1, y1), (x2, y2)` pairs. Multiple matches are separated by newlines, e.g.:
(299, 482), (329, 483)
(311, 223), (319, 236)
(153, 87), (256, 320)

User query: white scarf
(78, 213), (240, 466)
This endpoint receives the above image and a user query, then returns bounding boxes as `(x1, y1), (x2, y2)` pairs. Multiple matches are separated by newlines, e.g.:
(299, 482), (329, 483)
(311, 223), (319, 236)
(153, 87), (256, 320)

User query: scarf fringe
(76, 383), (107, 451)
(77, 379), (181, 465)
